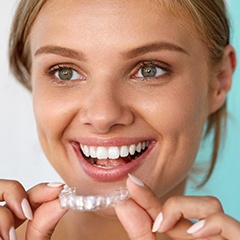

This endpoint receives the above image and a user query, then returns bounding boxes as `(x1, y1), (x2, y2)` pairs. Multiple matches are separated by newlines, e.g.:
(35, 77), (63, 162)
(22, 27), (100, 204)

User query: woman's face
(30, 0), (214, 197)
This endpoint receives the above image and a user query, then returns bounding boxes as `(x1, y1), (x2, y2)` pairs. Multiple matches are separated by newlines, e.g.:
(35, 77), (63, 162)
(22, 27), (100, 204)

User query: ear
(208, 45), (237, 114)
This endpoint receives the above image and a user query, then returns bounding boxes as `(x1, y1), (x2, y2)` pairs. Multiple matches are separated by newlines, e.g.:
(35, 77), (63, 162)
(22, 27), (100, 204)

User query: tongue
(95, 158), (129, 168)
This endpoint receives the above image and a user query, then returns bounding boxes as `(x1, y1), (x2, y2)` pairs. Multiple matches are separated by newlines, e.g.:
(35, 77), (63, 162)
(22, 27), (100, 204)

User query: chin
(94, 207), (118, 219)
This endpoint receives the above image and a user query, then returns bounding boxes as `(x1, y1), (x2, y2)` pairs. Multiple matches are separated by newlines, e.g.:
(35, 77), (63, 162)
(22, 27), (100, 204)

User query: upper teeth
(80, 141), (149, 160)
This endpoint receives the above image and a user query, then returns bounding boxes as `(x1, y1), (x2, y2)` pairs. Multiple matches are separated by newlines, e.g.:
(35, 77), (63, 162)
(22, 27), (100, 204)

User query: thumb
(25, 183), (67, 240)
(115, 198), (156, 240)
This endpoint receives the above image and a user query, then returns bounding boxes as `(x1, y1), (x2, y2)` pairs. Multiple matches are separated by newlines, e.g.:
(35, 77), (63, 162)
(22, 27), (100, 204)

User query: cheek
(32, 76), (75, 139)
(32, 80), (77, 160)
(138, 81), (209, 194)
(144, 85), (208, 138)
(32, 87), (79, 179)
(33, 95), (63, 139)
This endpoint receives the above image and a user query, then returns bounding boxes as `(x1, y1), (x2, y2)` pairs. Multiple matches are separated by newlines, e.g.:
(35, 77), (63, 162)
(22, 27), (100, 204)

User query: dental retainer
(59, 185), (130, 211)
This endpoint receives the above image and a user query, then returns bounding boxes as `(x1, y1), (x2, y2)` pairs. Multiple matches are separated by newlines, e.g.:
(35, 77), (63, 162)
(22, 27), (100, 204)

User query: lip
(71, 139), (155, 182)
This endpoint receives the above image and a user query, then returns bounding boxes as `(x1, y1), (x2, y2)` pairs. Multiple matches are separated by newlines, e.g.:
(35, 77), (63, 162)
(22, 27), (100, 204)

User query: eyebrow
(121, 42), (189, 59)
(34, 41), (188, 61)
(34, 45), (87, 61)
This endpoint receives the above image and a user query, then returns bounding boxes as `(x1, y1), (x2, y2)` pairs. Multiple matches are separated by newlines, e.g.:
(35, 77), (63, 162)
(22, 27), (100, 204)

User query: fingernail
(9, 227), (17, 240)
(152, 212), (163, 232)
(47, 182), (64, 188)
(21, 198), (33, 220)
(187, 219), (206, 234)
(128, 174), (144, 187)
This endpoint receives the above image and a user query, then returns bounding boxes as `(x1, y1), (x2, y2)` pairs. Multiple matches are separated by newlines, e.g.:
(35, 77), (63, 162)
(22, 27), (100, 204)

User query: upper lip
(71, 137), (152, 146)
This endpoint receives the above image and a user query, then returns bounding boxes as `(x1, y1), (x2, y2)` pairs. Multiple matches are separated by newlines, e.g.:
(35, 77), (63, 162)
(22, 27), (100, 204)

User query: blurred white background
(0, 1), (62, 189)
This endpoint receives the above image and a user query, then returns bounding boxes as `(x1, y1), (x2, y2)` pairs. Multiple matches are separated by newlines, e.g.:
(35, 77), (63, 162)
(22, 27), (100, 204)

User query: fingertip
(21, 198), (33, 221)
(28, 182), (65, 208)
(9, 227), (17, 240)
(0, 180), (29, 220)
(152, 211), (172, 234)
(152, 212), (163, 233)
(186, 219), (206, 235)
(47, 182), (65, 188)
(127, 174), (145, 187)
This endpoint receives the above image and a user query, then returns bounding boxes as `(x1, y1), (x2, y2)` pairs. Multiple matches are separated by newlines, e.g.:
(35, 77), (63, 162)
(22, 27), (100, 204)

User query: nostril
(78, 103), (134, 133)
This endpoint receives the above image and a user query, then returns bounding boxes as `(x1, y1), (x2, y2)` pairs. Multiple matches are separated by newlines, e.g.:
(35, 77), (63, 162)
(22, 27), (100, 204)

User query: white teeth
(80, 141), (149, 160)
(83, 145), (90, 157)
(129, 144), (136, 155)
(120, 146), (128, 157)
(136, 142), (141, 153)
(90, 146), (96, 158)
(96, 147), (108, 160)
(108, 147), (120, 159)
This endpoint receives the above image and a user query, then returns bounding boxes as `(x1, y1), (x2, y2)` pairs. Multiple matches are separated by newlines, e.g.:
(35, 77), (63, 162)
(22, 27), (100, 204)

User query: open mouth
(80, 141), (150, 169)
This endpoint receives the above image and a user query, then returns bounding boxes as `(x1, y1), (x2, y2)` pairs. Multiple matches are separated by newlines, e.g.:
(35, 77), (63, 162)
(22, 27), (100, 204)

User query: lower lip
(73, 143), (154, 182)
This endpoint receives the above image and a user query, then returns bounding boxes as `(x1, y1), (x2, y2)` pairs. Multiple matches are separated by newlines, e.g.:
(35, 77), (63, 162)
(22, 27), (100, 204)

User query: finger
(27, 182), (64, 210)
(127, 174), (193, 239)
(0, 207), (16, 240)
(25, 183), (67, 240)
(159, 195), (223, 232)
(126, 174), (162, 219)
(26, 199), (67, 240)
(115, 198), (156, 240)
(188, 212), (240, 239)
(0, 179), (31, 221)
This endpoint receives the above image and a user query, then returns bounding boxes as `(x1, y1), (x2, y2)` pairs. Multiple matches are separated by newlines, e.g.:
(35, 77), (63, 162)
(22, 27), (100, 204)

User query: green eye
(141, 66), (157, 78)
(58, 68), (74, 80)
(135, 64), (167, 79)
(54, 67), (84, 81)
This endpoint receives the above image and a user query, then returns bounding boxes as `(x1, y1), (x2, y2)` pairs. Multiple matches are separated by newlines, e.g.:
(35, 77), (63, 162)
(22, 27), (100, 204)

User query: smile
(80, 141), (150, 169)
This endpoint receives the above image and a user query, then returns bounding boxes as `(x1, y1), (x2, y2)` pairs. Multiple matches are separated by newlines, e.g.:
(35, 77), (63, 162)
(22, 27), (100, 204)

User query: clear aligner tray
(59, 185), (130, 211)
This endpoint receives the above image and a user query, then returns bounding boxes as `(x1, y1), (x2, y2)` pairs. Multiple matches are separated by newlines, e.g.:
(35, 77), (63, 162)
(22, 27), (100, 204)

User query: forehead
(35, 0), (193, 28)
(30, 0), (204, 59)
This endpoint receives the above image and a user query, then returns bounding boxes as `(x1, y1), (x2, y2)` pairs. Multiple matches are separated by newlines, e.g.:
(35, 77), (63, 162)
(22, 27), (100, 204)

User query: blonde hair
(9, 0), (230, 185)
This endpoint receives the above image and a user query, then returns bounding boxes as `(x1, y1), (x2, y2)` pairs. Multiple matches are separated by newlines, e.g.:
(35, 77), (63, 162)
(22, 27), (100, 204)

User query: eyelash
(47, 64), (85, 84)
(46, 61), (172, 85)
(132, 61), (172, 81)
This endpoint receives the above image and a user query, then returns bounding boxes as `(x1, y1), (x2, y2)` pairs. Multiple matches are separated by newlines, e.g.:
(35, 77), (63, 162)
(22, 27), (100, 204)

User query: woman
(1, 0), (239, 239)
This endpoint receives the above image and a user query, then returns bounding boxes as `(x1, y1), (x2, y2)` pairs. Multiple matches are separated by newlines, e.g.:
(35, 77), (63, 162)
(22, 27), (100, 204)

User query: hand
(115, 174), (240, 240)
(115, 175), (192, 240)
(0, 180), (67, 240)
(154, 195), (240, 239)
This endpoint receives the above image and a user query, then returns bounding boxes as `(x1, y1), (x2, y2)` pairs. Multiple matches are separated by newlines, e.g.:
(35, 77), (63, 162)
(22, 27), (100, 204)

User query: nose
(79, 83), (134, 133)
